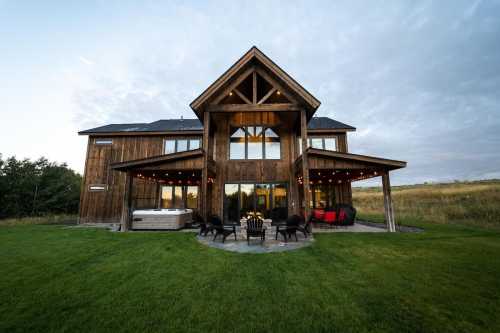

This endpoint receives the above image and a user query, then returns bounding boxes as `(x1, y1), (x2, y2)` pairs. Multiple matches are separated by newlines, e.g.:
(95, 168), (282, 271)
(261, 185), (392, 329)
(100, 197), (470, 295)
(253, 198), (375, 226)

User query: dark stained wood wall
(79, 135), (202, 223)
(210, 111), (300, 217)
(79, 125), (352, 223)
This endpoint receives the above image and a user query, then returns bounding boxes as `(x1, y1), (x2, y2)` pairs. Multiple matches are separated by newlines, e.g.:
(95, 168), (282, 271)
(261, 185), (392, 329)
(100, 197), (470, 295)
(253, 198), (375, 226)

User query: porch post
(201, 111), (210, 222)
(300, 109), (311, 220)
(120, 171), (133, 232)
(382, 171), (396, 232)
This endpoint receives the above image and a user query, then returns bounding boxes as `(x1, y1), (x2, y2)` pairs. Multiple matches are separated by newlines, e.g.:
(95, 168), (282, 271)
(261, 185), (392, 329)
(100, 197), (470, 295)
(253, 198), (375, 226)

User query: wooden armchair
(194, 213), (214, 236)
(246, 216), (266, 244)
(297, 214), (312, 238)
(276, 215), (300, 242)
(210, 215), (237, 243)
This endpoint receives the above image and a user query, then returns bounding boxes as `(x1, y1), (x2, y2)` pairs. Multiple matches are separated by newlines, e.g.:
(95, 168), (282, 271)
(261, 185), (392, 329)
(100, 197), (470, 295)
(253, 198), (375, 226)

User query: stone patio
(196, 221), (388, 253)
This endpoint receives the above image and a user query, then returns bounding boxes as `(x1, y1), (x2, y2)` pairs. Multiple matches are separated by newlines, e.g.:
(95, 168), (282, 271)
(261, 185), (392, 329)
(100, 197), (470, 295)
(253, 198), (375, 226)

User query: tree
(0, 155), (82, 218)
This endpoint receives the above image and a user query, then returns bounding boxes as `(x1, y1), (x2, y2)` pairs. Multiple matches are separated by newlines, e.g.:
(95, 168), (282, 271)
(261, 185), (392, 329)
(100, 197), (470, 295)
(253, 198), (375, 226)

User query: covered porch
(110, 149), (215, 231)
(295, 148), (407, 232)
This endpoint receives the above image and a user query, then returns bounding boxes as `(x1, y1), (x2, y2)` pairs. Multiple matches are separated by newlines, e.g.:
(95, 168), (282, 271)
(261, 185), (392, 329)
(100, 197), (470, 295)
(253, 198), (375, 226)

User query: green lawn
(1, 220), (500, 332)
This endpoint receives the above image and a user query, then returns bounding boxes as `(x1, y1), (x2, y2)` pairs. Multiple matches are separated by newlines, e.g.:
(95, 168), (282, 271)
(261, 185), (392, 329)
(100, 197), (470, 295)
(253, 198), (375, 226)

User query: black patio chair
(275, 215), (300, 242)
(297, 214), (313, 238)
(195, 213), (214, 236)
(246, 216), (266, 244)
(211, 215), (237, 243)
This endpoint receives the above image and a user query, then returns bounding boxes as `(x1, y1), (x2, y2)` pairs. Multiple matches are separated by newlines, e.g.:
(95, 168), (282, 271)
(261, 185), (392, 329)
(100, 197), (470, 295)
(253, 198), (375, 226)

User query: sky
(0, 0), (499, 186)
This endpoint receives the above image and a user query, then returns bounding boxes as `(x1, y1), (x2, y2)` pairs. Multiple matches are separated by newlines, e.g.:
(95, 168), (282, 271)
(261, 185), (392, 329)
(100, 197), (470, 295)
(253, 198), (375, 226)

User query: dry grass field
(353, 179), (500, 229)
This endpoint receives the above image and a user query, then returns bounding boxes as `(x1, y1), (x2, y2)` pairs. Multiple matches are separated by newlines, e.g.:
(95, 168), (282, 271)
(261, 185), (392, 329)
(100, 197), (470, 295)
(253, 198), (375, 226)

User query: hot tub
(132, 209), (193, 230)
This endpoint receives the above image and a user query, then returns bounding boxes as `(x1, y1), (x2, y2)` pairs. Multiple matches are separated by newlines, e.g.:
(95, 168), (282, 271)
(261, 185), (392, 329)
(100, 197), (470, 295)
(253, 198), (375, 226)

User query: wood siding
(79, 126), (351, 223)
(79, 135), (201, 223)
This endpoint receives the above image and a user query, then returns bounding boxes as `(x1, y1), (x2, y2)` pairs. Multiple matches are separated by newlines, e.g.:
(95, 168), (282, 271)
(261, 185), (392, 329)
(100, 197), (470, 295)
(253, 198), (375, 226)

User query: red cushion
(339, 209), (347, 222)
(323, 211), (336, 224)
(314, 209), (325, 220)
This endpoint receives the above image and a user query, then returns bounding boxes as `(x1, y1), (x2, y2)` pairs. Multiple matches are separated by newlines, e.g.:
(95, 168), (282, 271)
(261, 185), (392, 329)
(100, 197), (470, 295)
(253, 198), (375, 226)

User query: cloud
(6, 0), (496, 184)
(78, 56), (94, 66)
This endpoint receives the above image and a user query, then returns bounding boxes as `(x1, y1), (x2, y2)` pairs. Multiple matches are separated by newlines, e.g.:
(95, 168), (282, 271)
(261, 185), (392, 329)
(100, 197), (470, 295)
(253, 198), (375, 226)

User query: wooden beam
(257, 87), (277, 104)
(382, 172), (396, 232)
(252, 71), (257, 104)
(207, 103), (300, 112)
(233, 87), (252, 104)
(120, 171), (133, 232)
(255, 67), (299, 105)
(212, 66), (255, 105)
(201, 111), (210, 221)
(301, 109), (312, 221)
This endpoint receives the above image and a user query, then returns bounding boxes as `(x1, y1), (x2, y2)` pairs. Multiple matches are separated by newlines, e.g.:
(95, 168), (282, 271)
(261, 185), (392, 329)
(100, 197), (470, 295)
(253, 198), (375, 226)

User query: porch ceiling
(295, 148), (407, 183)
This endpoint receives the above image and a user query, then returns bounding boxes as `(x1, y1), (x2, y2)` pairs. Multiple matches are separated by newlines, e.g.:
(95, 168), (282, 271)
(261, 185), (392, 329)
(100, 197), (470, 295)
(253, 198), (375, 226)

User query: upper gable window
(164, 138), (201, 155)
(229, 126), (281, 160)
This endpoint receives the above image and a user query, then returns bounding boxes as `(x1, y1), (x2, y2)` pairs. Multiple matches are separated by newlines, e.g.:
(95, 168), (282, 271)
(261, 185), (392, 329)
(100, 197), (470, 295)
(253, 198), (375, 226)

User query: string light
(229, 91), (233, 96)
(277, 90), (281, 95)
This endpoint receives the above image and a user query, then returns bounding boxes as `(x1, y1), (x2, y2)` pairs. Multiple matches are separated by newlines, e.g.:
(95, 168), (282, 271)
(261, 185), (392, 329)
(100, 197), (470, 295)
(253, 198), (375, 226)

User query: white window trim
(89, 184), (107, 191)
(94, 139), (113, 145)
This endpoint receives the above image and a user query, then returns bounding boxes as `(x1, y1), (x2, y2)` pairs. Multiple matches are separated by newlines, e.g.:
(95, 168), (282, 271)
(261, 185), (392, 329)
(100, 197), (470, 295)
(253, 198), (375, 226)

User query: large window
(160, 185), (199, 209)
(229, 126), (281, 160)
(164, 138), (201, 154)
(223, 183), (287, 223)
(298, 136), (337, 155)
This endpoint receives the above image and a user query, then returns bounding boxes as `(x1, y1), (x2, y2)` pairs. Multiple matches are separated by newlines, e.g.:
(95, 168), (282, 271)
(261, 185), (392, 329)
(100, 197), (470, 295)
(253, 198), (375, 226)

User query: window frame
(298, 136), (338, 155)
(159, 185), (200, 209)
(228, 126), (281, 160)
(223, 182), (288, 223)
(94, 139), (113, 145)
(163, 137), (202, 155)
(89, 184), (107, 191)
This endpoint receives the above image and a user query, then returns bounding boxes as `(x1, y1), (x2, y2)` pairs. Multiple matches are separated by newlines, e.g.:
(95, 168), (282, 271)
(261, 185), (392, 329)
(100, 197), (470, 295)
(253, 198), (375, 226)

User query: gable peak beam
(252, 71), (257, 104)
(190, 46), (321, 120)
(254, 67), (298, 105)
(257, 87), (277, 104)
(212, 66), (255, 105)
(233, 87), (252, 104)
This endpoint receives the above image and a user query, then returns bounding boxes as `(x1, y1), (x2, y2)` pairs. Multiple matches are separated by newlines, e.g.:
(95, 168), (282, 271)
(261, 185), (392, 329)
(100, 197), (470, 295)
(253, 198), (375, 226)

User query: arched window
(229, 126), (281, 160)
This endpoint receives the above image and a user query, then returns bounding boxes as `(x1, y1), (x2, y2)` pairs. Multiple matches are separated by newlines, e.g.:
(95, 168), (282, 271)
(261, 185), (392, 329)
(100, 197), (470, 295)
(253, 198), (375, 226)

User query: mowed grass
(353, 180), (500, 230)
(1, 222), (500, 332)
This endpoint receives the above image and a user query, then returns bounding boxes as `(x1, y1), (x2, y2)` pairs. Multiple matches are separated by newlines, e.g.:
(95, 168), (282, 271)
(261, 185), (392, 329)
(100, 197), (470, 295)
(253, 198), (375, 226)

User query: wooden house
(78, 47), (406, 231)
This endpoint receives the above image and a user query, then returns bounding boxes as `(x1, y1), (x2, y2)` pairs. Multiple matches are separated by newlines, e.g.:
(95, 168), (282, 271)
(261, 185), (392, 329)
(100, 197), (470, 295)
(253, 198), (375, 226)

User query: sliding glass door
(224, 183), (287, 224)
(160, 185), (199, 210)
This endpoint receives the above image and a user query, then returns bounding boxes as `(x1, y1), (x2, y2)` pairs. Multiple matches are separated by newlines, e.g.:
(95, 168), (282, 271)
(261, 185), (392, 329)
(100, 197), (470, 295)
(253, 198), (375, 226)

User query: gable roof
(189, 46), (321, 120)
(308, 117), (356, 131)
(78, 116), (354, 135)
(78, 119), (204, 135)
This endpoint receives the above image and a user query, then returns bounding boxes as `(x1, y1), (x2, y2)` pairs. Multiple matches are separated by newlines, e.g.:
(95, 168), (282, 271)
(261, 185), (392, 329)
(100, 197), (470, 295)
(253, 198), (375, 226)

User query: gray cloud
(72, 0), (500, 184)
